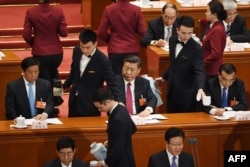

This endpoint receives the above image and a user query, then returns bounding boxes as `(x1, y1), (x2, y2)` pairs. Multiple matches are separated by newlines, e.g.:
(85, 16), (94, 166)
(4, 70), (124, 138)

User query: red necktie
(126, 83), (133, 114)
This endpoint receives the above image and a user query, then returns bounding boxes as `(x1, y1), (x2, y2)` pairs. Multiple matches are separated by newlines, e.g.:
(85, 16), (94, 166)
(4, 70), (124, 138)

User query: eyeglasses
(59, 151), (74, 157)
(163, 15), (176, 20)
(227, 12), (237, 17)
(169, 143), (183, 147)
(220, 77), (235, 84)
(122, 66), (138, 73)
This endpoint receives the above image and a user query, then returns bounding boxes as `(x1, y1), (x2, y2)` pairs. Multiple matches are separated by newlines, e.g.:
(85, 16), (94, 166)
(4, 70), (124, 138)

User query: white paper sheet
(25, 118), (63, 125)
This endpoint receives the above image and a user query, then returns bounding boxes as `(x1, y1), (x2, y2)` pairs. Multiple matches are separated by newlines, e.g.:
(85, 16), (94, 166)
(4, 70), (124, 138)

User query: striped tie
(226, 24), (231, 36)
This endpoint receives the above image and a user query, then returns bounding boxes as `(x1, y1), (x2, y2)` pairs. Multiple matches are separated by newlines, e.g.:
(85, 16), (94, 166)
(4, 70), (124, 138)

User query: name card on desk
(235, 111), (250, 120)
(32, 120), (48, 129)
(0, 51), (6, 60)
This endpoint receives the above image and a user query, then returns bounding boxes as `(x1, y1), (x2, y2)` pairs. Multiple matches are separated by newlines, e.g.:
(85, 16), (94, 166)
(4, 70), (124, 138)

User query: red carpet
(0, 4), (82, 29)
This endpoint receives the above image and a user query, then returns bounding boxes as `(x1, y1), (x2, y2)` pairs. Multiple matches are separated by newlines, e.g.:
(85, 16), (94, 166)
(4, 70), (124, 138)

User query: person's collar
(223, 20), (230, 26)
(84, 48), (96, 58)
(124, 78), (135, 85)
(110, 102), (119, 114)
(23, 77), (35, 85)
(61, 162), (72, 167)
(166, 148), (179, 160)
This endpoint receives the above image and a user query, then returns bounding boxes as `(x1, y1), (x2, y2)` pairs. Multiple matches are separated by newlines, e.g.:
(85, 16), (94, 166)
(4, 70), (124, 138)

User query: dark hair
(165, 127), (185, 143)
(92, 88), (115, 104)
(21, 57), (40, 71)
(177, 15), (194, 28)
(56, 136), (75, 151)
(219, 63), (236, 75)
(162, 3), (178, 14)
(79, 29), (97, 44)
(123, 55), (141, 68)
(208, 0), (227, 21)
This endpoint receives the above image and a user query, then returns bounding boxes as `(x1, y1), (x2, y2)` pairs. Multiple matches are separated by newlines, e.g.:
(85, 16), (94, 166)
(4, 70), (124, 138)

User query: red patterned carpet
(0, 4), (82, 29)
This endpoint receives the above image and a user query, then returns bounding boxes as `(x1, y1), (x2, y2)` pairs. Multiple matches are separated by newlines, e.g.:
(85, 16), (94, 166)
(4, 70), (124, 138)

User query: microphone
(188, 138), (200, 167)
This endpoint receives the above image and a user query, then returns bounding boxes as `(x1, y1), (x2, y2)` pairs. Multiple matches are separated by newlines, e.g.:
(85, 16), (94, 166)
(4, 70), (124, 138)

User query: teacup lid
(17, 115), (25, 119)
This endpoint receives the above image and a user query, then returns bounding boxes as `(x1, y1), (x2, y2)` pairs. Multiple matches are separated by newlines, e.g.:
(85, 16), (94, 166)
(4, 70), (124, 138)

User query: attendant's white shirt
(79, 48), (96, 77)
(175, 38), (186, 58)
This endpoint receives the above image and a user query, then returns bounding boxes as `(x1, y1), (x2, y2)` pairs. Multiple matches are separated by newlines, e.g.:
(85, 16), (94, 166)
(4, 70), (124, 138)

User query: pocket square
(88, 70), (95, 73)
(181, 56), (188, 59)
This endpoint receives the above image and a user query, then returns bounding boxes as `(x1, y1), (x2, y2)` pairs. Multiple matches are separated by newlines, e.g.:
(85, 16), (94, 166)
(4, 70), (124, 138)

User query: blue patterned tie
(28, 82), (36, 117)
(221, 87), (228, 108)
(171, 156), (177, 167)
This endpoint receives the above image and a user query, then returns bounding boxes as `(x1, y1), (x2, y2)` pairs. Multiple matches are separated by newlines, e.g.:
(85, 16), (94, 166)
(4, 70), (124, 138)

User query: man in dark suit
(222, 0), (250, 43)
(63, 29), (122, 117)
(44, 136), (88, 167)
(201, 63), (248, 116)
(141, 3), (178, 47)
(117, 55), (157, 116)
(148, 127), (194, 167)
(93, 88), (137, 167)
(5, 57), (54, 120)
(155, 16), (206, 113)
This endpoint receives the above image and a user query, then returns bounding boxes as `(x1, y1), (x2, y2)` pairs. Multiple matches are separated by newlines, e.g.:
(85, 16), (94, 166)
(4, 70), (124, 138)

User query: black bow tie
(87, 55), (91, 58)
(177, 40), (185, 46)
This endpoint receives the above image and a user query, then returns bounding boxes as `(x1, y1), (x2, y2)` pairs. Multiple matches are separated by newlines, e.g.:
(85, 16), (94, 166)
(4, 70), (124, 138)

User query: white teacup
(202, 96), (211, 106)
(90, 160), (98, 167)
(14, 115), (25, 127)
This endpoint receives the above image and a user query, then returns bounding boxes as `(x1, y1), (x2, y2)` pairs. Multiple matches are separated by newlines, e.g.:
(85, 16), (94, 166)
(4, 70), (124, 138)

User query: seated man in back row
(141, 3), (178, 47)
(201, 63), (248, 116)
(148, 127), (194, 167)
(5, 57), (54, 120)
(44, 136), (88, 167)
(116, 55), (157, 117)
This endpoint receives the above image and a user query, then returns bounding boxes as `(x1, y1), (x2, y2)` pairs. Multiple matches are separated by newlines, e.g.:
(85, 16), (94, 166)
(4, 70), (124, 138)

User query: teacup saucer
(213, 116), (230, 121)
(14, 125), (28, 129)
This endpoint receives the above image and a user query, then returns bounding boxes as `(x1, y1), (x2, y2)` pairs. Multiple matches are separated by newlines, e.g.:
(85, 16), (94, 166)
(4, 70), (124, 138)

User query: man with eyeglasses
(148, 127), (194, 167)
(44, 136), (88, 167)
(222, 0), (250, 44)
(201, 63), (248, 116)
(141, 3), (178, 47)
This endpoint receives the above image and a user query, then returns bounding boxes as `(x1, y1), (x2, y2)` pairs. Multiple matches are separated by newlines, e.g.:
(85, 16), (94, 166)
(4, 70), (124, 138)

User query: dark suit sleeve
(230, 16), (250, 42)
(40, 80), (54, 117)
(141, 21), (157, 47)
(5, 83), (19, 119)
(63, 47), (77, 89)
(102, 58), (123, 102)
(231, 79), (248, 111)
(136, 78), (157, 113)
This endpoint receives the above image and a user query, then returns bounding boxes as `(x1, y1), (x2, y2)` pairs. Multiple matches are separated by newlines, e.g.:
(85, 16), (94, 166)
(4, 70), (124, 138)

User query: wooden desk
(0, 112), (249, 167)
(0, 51), (21, 120)
(147, 45), (250, 113)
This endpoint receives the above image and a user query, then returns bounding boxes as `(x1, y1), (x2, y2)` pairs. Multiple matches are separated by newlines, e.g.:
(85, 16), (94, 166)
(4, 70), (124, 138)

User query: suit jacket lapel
(20, 78), (32, 114)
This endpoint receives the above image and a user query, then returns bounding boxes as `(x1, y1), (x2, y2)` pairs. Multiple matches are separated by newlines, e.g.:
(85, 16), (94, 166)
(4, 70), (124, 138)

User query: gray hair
(222, 0), (237, 11)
